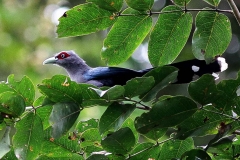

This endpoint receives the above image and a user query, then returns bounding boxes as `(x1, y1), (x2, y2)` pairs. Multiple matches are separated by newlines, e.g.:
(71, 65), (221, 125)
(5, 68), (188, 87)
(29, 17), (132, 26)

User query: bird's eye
(61, 54), (65, 58)
(57, 52), (70, 60)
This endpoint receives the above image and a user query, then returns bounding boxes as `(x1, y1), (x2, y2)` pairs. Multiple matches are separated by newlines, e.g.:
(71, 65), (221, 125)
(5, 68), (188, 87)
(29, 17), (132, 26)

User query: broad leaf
(99, 102), (135, 134)
(143, 127), (168, 141)
(0, 91), (25, 117)
(87, 0), (123, 11)
(176, 106), (232, 139)
(148, 5), (192, 66)
(49, 102), (80, 138)
(130, 143), (160, 160)
(203, 0), (221, 6)
(122, 118), (139, 143)
(101, 8), (152, 65)
(135, 96), (197, 134)
(101, 127), (135, 154)
(79, 128), (101, 148)
(13, 112), (43, 160)
(38, 75), (93, 106)
(192, 9), (231, 62)
(87, 154), (108, 160)
(124, 77), (155, 98)
(57, 3), (116, 37)
(76, 119), (99, 133)
(181, 149), (211, 160)
(125, 0), (154, 11)
(172, 0), (191, 6)
(140, 66), (178, 102)
(41, 128), (82, 158)
(159, 138), (194, 159)
(90, 85), (124, 100)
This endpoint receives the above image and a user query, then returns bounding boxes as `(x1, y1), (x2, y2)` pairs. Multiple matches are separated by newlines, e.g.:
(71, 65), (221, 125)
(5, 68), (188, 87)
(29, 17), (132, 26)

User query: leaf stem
(227, 0), (240, 26)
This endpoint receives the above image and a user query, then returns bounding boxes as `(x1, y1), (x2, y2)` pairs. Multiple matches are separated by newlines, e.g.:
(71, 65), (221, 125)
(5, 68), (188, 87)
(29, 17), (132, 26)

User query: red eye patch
(56, 52), (70, 59)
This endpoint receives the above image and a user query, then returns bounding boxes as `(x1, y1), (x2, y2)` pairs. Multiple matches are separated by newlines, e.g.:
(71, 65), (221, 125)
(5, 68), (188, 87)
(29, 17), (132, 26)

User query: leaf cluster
(1, 0), (240, 159)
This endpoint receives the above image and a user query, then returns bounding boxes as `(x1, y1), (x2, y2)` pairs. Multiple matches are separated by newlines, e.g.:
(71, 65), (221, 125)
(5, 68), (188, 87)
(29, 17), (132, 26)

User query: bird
(43, 50), (228, 87)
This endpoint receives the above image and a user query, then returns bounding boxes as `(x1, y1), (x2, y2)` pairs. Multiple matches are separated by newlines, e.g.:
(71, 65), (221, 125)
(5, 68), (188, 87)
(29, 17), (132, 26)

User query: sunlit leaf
(87, 0), (123, 11)
(101, 8), (152, 65)
(125, 0), (154, 11)
(192, 9), (231, 62)
(57, 3), (116, 37)
(148, 5), (192, 66)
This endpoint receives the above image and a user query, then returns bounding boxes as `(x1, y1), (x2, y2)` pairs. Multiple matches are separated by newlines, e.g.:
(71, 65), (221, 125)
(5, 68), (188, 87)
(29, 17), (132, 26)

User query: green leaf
(172, 0), (191, 6)
(0, 126), (11, 158)
(159, 138), (194, 159)
(140, 66), (178, 102)
(87, 0), (123, 11)
(135, 96), (197, 134)
(176, 106), (232, 139)
(101, 8), (152, 65)
(76, 119), (99, 133)
(57, 3), (116, 37)
(0, 91), (25, 117)
(130, 143), (160, 160)
(101, 127), (135, 154)
(38, 75), (94, 106)
(143, 127), (168, 141)
(87, 154), (108, 160)
(181, 149), (211, 160)
(99, 102), (135, 134)
(122, 118), (139, 143)
(192, 9), (231, 62)
(80, 128), (101, 148)
(90, 85), (124, 100)
(0, 75), (35, 106)
(125, 0), (154, 11)
(148, 5), (192, 66)
(203, 0), (221, 6)
(124, 77), (155, 98)
(13, 112), (43, 160)
(41, 128), (82, 158)
(49, 102), (80, 138)
(1, 148), (18, 160)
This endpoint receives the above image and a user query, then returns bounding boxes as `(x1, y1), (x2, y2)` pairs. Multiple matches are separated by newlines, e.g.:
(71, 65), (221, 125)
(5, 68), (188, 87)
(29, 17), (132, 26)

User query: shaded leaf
(76, 119), (99, 133)
(203, 0), (221, 6)
(192, 9), (231, 62)
(181, 149), (211, 160)
(101, 127), (135, 154)
(49, 102), (80, 138)
(101, 8), (152, 65)
(176, 106), (232, 139)
(90, 85), (124, 100)
(135, 96), (197, 134)
(143, 127), (168, 141)
(125, 0), (154, 11)
(122, 118), (139, 144)
(129, 143), (160, 160)
(0, 91), (25, 117)
(57, 3), (116, 37)
(148, 5), (192, 66)
(99, 102), (135, 134)
(140, 66), (178, 102)
(159, 138), (194, 159)
(13, 112), (43, 160)
(87, 0), (123, 11)
(124, 77), (155, 98)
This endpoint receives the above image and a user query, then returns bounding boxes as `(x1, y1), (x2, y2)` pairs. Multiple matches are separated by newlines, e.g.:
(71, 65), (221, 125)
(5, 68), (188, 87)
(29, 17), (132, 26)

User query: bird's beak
(43, 57), (58, 65)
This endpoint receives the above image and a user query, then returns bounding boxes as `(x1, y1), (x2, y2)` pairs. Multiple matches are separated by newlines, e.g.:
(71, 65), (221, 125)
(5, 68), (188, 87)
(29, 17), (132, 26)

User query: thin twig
(227, 0), (240, 26)
(119, 8), (233, 17)
(202, 108), (238, 120)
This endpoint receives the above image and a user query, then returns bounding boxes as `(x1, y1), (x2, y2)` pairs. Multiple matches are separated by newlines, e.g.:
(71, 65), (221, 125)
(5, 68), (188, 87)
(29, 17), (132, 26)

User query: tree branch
(227, 0), (240, 26)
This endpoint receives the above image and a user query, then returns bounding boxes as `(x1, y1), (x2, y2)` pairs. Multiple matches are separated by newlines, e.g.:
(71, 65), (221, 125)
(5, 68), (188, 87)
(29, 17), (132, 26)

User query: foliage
(1, 0), (240, 159)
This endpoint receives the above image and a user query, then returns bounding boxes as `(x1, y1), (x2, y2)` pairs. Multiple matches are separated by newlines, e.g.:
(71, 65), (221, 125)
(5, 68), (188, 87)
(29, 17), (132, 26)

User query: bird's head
(43, 50), (87, 68)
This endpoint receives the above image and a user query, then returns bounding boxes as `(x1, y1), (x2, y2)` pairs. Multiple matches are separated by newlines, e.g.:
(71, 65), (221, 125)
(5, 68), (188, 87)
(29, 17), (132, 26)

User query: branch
(227, 0), (240, 26)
